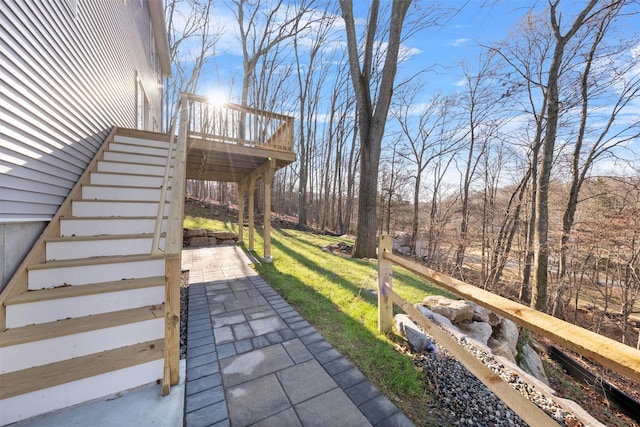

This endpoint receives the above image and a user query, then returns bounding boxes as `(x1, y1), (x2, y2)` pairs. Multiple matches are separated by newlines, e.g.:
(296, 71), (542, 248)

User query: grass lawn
(184, 215), (452, 425)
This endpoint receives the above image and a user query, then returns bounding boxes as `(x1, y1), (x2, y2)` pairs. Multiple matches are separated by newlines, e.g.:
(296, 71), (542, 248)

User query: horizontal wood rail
(182, 93), (294, 152)
(377, 234), (640, 424)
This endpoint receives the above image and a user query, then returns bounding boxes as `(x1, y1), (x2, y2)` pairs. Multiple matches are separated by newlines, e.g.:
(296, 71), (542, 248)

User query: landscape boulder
(393, 232), (411, 249)
(183, 228), (238, 247)
(421, 295), (474, 324)
(487, 317), (519, 362)
(210, 231), (237, 240)
(459, 321), (493, 345)
(415, 305), (458, 332)
(519, 343), (549, 385)
(410, 293), (551, 389)
(188, 236), (217, 247)
(470, 302), (501, 326)
(185, 228), (207, 238)
(395, 314), (436, 352)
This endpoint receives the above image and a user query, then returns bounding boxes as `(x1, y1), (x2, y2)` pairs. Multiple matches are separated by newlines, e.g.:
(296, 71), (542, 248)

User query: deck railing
(183, 93), (294, 152)
(377, 234), (640, 426)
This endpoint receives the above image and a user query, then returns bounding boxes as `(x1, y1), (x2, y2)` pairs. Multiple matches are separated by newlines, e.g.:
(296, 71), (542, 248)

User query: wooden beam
(262, 159), (276, 262)
(377, 235), (393, 333)
(384, 286), (557, 427)
(187, 138), (295, 162)
(162, 94), (188, 394)
(247, 158), (277, 183)
(237, 182), (247, 244)
(383, 249), (640, 384)
(164, 254), (181, 389)
(248, 177), (257, 252)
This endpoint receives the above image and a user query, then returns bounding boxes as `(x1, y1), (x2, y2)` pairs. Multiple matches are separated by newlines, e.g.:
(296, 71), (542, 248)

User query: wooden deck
(182, 95), (296, 182)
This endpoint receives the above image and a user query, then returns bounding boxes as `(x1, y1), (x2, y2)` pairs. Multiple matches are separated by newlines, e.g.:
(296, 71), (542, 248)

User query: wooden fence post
(378, 234), (393, 333)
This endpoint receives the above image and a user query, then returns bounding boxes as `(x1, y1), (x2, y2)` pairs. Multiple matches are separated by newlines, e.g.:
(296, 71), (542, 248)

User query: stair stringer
(0, 127), (118, 330)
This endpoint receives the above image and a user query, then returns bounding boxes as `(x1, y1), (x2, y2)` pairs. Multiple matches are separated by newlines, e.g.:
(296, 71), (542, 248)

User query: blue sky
(200, 1), (557, 100)
(190, 0), (640, 180)
(198, 1), (640, 96)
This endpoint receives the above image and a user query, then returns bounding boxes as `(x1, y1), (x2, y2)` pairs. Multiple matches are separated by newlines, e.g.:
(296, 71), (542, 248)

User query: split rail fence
(377, 234), (640, 427)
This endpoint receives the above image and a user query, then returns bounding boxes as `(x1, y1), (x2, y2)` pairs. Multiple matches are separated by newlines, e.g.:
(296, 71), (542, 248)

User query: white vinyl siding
(0, 0), (163, 222)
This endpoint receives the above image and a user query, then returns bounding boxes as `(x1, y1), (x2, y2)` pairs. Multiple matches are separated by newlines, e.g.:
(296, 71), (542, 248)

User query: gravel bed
(417, 332), (580, 426)
(180, 274), (188, 360)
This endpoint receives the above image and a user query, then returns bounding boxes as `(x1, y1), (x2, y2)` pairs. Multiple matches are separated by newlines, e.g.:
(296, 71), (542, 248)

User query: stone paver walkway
(181, 245), (414, 427)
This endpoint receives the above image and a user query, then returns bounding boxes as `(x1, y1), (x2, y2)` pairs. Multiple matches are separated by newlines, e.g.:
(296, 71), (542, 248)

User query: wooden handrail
(184, 93), (292, 121)
(161, 94), (189, 395)
(377, 234), (640, 384)
(151, 99), (182, 255)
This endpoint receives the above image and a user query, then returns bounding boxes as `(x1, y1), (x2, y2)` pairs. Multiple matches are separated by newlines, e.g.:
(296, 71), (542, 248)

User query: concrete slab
(11, 360), (186, 427)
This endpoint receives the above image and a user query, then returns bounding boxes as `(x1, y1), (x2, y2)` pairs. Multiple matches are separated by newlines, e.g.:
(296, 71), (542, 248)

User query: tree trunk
(340, 0), (412, 258)
(531, 0), (598, 311)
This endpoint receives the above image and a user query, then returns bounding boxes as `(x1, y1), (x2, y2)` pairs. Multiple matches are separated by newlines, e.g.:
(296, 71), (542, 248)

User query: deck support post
(248, 176), (257, 252)
(262, 159), (276, 262)
(237, 180), (247, 244)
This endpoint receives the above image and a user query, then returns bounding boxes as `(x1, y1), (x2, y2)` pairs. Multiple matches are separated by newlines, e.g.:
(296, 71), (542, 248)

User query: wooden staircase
(0, 128), (177, 425)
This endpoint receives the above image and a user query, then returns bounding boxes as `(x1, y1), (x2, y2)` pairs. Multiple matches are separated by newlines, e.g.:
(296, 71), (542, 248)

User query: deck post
(237, 180), (247, 244)
(248, 176), (257, 252)
(164, 253), (181, 391)
(378, 234), (393, 333)
(262, 159), (276, 262)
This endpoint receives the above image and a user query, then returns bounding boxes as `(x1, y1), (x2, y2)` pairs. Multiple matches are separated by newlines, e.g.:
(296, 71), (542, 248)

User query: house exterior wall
(0, 0), (170, 290)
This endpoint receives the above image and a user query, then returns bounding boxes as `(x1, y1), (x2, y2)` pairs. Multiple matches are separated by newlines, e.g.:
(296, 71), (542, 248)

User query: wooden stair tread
(107, 149), (173, 158)
(0, 339), (164, 399)
(28, 253), (164, 271)
(60, 215), (167, 220)
(90, 171), (169, 178)
(82, 183), (171, 190)
(45, 233), (166, 243)
(0, 304), (164, 347)
(98, 159), (172, 167)
(5, 276), (165, 305)
(74, 199), (169, 203)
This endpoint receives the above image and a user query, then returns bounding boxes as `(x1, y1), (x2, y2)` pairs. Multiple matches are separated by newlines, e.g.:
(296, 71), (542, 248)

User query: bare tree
(393, 90), (459, 257)
(293, 6), (337, 229)
(558, 1), (640, 280)
(229, 0), (316, 109)
(454, 53), (507, 274)
(164, 0), (220, 129)
(530, 0), (599, 311)
(321, 58), (354, 232)
(339, 0), (413, 258)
